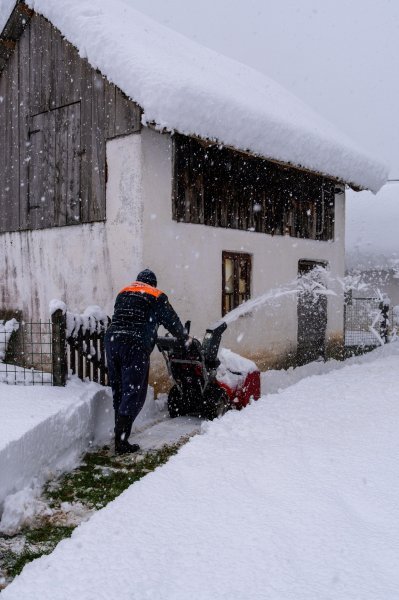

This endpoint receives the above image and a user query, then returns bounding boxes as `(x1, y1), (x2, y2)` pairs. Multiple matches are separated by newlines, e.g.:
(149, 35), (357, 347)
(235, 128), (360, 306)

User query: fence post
(52, 309), (67, 386)
(379, 300), (390, 344)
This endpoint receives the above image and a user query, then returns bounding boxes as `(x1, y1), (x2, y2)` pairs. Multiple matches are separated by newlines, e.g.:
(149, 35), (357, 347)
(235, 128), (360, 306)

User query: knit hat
(136, 269), (157, 287)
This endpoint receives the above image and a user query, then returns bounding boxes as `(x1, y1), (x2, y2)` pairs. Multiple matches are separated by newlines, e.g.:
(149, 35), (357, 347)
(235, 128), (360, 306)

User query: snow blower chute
(156, 321), (260, 420)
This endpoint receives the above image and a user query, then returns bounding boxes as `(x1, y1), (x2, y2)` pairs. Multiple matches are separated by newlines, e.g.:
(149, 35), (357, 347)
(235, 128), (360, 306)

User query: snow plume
(337, 272), (371, 296)
(296, 265), (337, 300)
(0, 319), (19, 362)
(219, 266), (335, 327)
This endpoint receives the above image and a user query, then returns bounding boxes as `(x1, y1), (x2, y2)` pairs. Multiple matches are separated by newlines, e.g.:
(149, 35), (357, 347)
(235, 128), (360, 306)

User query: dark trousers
(105, 332), (150, 419)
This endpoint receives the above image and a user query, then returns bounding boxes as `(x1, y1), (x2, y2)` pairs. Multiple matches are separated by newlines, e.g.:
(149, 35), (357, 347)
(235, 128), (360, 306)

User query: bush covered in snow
(0, 319), (19, 362)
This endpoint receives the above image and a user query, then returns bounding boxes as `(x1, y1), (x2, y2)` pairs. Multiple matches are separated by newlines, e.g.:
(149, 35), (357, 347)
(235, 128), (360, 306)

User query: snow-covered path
(3, 351), (399, 599)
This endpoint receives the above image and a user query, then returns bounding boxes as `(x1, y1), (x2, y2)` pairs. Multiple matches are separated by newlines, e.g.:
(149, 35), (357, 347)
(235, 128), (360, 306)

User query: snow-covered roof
(346, 184), (399, 270)
(0, 0), (389, 192)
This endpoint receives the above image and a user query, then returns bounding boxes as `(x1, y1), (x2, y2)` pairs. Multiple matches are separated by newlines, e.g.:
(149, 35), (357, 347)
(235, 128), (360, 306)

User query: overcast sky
(126, 0), (399, 177)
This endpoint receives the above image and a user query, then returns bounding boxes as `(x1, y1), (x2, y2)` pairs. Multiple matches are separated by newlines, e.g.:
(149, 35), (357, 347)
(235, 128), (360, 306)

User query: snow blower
(156, 321), (260, 420)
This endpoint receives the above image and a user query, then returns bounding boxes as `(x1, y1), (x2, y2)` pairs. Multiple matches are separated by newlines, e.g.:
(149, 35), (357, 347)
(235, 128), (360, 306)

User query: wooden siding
(0, 11), (141, 233)
(173, 135), (335, 241)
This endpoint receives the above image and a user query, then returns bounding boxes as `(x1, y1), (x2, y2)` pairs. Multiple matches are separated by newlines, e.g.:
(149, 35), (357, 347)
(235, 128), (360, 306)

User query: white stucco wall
(141, 128), (345, 364)
(1, 126), (345, 367)
(0, 134), (143, 320)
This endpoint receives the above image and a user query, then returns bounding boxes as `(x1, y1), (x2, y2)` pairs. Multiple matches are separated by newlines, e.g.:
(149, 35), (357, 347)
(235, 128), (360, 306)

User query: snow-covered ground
(2, 344), (399, 599)
(261, 340), (399, 395)
(0, 379), (113, 510)
(0, 376), (201, 523)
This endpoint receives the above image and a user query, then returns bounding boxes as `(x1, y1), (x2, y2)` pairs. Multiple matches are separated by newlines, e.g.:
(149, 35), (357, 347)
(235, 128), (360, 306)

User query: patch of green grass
(45, 444), (181, 509)
(1, 442), (184, 586)
(1, 526), (74, 578)
(2, 549), (43, 579)
(25, 524), (73, 546)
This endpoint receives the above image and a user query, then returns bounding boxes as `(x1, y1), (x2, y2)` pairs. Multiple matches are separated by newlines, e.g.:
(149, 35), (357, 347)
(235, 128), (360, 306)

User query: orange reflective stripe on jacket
(119, 281), (164, 298)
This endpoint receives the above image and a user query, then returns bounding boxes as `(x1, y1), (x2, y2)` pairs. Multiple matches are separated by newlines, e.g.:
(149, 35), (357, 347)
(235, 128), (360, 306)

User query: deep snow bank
(3, 350), (399, 599)
(0, 379), (113, 512)
(262, 340), (399, 395)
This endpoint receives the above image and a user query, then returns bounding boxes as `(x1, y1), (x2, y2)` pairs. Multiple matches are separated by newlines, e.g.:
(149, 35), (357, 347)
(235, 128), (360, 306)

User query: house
(346, 185), (399, 307)
(0, 0), (388, 374)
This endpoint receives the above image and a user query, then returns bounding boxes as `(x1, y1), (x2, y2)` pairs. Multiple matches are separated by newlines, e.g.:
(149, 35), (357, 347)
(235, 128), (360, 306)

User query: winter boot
(114, 414), (140, 455)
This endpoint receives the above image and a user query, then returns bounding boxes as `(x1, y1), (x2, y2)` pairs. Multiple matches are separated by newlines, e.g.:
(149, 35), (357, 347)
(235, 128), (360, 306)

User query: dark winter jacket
(107, 281), (186, 353)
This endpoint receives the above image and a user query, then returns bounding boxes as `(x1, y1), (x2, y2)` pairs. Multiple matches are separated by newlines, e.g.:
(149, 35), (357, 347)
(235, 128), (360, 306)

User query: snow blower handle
(156, 321), (190, 353)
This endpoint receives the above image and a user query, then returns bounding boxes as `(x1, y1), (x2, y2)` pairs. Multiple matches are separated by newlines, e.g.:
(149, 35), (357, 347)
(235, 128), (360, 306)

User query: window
(222, 252), (251, 316)
(173, 134), (335, 241)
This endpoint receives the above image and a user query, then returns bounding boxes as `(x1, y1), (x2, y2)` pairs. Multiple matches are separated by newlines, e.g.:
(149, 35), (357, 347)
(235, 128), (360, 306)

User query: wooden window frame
(222, 251), (252, 317)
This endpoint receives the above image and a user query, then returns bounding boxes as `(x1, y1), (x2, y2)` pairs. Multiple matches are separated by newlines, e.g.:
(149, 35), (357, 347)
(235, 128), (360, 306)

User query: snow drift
(0, 380), (114, 513)
(3, 345), (399, 599)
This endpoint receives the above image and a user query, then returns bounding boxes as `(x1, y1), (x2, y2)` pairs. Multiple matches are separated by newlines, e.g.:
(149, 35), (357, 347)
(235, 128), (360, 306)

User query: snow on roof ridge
(2, 0), (389, 191)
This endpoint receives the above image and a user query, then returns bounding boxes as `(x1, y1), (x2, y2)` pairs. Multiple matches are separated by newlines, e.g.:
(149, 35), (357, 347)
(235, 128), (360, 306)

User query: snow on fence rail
(50, 304), (111, 386)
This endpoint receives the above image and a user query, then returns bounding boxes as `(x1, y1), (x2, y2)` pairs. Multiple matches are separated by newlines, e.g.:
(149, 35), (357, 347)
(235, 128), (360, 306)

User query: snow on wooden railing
(50, 301), (110, 386)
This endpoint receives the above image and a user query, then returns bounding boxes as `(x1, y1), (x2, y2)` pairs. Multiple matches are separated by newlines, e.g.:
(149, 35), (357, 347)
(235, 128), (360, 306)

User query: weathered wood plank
(0, 57), (8, 232)
(66, 102), (81, 225)
(18, 23), (30, 230)
(55, 105), (68, 226)
(105, 81), (116, 138)
(90, 70), (106, 222)
(1, 11), (141, 233)
(28, 16), (42, 115)
(79, 56), (93, 223)
(115, 87), (141, 136)
(4, 47), (20, 232)
(40, 17), (52, 111)
(28, 110), (56, 229)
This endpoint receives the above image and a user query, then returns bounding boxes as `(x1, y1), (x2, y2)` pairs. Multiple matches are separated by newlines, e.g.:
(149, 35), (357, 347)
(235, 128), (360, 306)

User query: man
(105, 269), (187, 454)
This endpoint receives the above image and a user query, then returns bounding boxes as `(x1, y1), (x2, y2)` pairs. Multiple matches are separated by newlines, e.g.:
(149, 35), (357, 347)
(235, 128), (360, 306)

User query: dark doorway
(297, 260), (328, 365)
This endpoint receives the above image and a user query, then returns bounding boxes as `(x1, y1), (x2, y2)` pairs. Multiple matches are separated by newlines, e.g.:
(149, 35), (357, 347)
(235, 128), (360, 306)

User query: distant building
(346, 185), (399, 306)
(0, 0), (387, 370)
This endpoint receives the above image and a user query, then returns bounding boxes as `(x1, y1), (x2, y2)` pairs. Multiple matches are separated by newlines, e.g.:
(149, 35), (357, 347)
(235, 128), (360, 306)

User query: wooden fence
(51, 309), (110, 386)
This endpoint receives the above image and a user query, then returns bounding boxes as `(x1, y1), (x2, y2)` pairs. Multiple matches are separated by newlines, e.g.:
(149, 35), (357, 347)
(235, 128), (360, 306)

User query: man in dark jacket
(105, 269), (187, 454)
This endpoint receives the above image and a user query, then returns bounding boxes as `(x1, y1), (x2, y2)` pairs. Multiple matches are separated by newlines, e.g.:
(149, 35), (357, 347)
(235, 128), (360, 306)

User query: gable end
(0, 5), (141, 233)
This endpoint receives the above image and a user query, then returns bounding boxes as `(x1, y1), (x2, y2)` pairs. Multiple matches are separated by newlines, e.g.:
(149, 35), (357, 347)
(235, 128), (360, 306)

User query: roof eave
(0, 1), (32, 73)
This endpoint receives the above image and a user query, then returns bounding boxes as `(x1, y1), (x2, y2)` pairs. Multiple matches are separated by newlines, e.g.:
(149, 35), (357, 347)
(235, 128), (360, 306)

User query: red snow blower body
(156, 321), (260, 420)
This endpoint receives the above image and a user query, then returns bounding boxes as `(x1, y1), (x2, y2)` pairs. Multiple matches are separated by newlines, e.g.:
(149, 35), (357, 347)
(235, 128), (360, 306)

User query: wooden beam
(0, 39), (16, 62)
(1, 2), (33, 41)
(0, 2), (33, 74)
